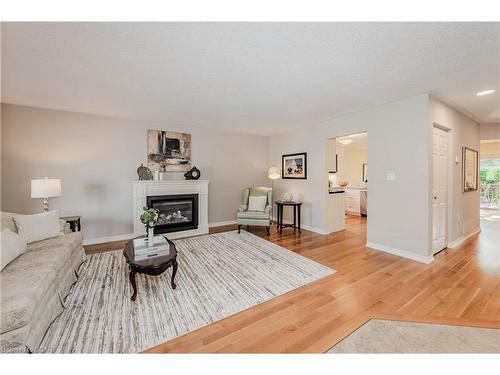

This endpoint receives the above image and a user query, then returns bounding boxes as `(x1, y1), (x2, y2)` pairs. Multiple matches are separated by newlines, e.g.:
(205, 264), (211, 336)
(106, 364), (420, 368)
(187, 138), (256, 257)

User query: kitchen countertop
(329, 189), (345, 194)
(332, 186), (368, 191)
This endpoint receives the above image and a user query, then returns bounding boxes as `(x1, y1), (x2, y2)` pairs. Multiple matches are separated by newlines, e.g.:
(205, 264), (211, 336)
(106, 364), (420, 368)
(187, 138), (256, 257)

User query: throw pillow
(1, 228), (27, 271)
(13, 210), (63, 244)
(248, 195), (267, 211)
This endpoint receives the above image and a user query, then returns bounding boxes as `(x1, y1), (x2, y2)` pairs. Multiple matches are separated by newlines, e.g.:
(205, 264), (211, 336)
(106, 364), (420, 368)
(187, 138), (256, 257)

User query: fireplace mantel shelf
(133, 179), (210, 184)
(133, 180), (210, 240)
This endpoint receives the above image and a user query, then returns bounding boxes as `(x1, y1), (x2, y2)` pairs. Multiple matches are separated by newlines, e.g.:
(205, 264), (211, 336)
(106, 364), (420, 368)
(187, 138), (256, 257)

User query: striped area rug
(40, 230), (334, 353)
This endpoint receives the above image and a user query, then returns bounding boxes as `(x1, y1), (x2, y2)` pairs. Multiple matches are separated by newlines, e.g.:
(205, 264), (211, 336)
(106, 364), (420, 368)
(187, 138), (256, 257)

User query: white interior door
(432, 127), (448, 254)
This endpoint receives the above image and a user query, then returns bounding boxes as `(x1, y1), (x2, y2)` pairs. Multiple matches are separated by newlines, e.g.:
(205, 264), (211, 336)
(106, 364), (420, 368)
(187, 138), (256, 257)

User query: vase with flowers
(140, 207), (159, 247)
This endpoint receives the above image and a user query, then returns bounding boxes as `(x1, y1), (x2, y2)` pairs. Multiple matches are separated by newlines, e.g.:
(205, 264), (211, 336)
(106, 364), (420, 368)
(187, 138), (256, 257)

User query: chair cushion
(248, 196), (267, 211)
(249, 187), (270, 197)
(237, 210), (271, 220)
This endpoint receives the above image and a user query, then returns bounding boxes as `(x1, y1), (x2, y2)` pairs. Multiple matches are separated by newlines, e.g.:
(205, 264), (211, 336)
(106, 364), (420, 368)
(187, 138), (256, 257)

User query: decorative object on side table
(275, 200), (302, 234)
(123, 235), (178, 301)
(61, 216), (81, 232)
(282, 152), (307, 179)
(339, 180), (349, 188)
(140, 207), (159, 246)
(283, 192), (294, 202)
(137, 164), (153, 180)
(31, 177), (62, 212)
(463, 147), (478, 192)
(184, 166), (201, 180)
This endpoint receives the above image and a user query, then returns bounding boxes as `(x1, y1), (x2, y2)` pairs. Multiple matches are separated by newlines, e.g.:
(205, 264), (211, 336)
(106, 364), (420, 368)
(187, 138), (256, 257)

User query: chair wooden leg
(247, 225), (250, 231)
(238, 224), (241, 233)
(266, 226), (270, 235)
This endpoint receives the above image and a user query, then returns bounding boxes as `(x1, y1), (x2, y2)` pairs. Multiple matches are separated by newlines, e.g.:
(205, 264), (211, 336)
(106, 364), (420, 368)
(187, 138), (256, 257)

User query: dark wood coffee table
(123, 235), (178, 301)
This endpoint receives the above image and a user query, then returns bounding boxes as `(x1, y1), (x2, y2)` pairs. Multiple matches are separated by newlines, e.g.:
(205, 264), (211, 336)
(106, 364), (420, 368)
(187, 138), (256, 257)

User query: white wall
(428, 97), (481, 244)
(1, 104), (269, 241)
(335, 143), (367, 188)
(270, 94), (431, 261)
(480, 123), (500, 141)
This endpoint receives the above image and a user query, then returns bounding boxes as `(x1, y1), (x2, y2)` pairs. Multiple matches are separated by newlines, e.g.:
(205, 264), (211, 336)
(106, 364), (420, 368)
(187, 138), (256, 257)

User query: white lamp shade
(31, 178), (62, 198)
(268, 166), (280, 180)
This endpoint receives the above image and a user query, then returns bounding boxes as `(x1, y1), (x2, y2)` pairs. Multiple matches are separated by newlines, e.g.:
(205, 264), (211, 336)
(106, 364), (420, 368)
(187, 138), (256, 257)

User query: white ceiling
(1, 22), (499, 135)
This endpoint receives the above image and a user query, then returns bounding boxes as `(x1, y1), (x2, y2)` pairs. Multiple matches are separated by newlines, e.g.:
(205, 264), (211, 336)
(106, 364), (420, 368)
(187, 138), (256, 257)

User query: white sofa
(0, 212), (86, 353)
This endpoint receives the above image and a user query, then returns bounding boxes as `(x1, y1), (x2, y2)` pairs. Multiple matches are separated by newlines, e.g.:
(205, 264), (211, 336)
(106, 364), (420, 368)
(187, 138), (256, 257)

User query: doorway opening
(479, 140), (500, 224)
(326, 132), (368, 234)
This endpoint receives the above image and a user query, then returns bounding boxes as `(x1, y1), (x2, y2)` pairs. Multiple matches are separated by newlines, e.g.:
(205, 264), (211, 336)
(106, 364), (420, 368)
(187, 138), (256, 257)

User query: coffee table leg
(129, 270), (137, 301)
(171, 258), (178, 289)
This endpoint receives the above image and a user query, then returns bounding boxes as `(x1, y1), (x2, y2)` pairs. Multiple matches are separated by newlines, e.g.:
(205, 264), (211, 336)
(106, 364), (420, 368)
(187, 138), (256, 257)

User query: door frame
(432, 123), (452, 254)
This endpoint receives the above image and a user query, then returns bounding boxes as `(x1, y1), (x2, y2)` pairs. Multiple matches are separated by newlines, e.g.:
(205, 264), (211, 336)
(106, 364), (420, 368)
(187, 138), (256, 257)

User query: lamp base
(43, 197), (49, 212)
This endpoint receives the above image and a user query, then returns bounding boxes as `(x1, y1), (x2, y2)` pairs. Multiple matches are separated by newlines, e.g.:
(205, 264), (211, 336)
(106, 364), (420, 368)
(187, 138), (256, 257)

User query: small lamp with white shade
(268, 166), (280, 224)
(31, 177), (62, 212)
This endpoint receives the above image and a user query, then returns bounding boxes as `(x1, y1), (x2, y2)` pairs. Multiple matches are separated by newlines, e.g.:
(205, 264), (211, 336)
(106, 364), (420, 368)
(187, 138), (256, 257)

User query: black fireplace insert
(147, 194), (198, 234)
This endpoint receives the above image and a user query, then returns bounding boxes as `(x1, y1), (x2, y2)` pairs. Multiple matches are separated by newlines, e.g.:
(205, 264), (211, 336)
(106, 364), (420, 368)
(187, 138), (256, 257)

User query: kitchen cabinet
(344, 188), (367, 216)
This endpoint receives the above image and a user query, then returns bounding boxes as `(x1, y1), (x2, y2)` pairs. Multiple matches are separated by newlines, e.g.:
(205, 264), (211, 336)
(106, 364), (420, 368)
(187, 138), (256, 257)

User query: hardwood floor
(85, 215), (500, 353)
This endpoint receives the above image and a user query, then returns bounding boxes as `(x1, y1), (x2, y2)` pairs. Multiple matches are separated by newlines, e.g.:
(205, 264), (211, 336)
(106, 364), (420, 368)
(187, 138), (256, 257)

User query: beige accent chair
(237, 187), (272, 235)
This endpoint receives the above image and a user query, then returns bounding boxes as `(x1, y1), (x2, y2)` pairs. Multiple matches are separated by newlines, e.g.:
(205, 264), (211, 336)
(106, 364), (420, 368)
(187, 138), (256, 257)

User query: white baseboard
(83, 225), (212, 246)
(209, 220), (237, 228)
(300, 224), (329, 235)
(366, 241), (434, 264)
(447, 227), (481, 249)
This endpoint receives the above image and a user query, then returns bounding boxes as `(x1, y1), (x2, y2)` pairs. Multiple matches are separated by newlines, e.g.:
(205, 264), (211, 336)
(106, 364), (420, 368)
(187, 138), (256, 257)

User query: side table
(275, 201), (302, 234)
(61, 216), (81, 232)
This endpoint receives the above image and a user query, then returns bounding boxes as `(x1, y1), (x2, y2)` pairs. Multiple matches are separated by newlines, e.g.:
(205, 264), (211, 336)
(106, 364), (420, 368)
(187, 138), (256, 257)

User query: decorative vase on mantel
(147, 227), (155, 247)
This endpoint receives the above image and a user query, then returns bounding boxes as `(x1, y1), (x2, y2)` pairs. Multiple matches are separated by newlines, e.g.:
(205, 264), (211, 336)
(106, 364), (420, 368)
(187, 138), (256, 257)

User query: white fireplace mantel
(133, 180), (210, 239)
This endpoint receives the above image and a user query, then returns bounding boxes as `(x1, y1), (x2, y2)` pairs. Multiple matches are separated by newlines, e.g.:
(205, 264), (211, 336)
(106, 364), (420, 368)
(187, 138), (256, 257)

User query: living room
(1, 1), (499, 373)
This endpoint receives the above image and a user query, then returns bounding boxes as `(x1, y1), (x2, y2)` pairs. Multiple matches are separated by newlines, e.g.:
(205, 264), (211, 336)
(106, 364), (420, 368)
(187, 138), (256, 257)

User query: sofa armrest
(264, 205), (271, 214)
(238, 204), (248, 212)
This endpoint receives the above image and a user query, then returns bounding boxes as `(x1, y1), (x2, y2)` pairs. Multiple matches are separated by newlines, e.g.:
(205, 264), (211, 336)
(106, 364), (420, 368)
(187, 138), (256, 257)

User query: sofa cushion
(0, 261), (56, 334)
(1, 232), (83, 335)
(1, 229), (28, 271)
(13, 211), (63, 244)
(0, 212), (18, 233)
(1, 211), (67, 235)
(27, 231), (82, 255)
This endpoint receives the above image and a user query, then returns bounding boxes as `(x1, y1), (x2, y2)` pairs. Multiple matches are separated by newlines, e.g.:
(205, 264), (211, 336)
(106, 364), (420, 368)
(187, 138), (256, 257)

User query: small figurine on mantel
(137, 164), (153, 180)
(184, 166), (201, 180)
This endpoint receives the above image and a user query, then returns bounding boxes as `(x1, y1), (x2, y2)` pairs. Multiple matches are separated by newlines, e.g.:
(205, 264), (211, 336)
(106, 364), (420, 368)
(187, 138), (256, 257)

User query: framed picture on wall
(147, 129), (191, 172)
(362, 163), (368, 183)
(329, 154), (338, 173)
(282, 152), (307, 179)
(463, 147), (478, 192)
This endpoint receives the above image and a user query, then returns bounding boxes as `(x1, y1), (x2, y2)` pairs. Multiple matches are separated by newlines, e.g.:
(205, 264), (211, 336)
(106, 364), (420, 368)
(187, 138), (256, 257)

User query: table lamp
(31, 177), (62, 212)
